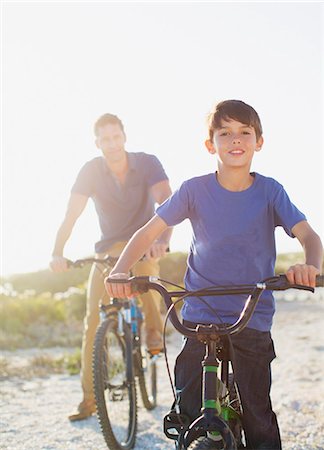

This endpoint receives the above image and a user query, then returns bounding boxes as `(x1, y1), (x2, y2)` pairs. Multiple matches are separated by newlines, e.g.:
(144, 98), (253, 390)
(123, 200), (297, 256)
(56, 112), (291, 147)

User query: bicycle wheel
(184, 415), (237, 450)
(136, 344), (157, 410)
(93, 316), (137, 450)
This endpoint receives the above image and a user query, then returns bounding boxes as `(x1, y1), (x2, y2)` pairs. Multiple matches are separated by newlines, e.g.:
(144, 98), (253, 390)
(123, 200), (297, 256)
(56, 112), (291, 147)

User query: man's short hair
(207, 100), (263, 141)
(94, 113), (125, 136)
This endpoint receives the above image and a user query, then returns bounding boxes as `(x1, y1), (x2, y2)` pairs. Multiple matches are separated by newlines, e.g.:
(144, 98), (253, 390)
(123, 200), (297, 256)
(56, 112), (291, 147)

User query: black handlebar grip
(105, 277), (130, 283)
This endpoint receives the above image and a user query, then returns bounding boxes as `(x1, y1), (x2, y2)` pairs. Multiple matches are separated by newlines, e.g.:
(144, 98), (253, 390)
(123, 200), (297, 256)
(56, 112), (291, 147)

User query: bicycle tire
(93, 316), (137, 450)
(184, 416), (237, 450)
(136, 344), (157, 410)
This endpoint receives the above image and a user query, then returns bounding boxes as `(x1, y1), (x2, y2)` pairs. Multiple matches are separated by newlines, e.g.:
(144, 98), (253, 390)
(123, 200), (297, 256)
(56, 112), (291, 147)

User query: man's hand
(285, 264), (320, 288)
(50, 255), (69, 272)
(105, 272), (134, 298)
(144, 241), (169, 260)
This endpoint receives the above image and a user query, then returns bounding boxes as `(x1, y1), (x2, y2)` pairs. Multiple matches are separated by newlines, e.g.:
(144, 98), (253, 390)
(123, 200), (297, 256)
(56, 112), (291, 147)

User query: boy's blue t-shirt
(156, 172), (306, 331)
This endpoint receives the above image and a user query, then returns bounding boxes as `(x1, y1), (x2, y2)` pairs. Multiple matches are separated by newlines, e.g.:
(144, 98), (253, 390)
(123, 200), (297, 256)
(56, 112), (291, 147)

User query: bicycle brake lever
(131, 277), (151, 294)
(264, 275), (314, 293)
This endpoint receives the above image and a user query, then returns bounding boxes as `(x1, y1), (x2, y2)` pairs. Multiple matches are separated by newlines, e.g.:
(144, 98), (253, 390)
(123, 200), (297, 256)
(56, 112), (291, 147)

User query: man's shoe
(148, 348), (164, 357)
(68, 399), (96, 422)
(188, 436), (224, 450)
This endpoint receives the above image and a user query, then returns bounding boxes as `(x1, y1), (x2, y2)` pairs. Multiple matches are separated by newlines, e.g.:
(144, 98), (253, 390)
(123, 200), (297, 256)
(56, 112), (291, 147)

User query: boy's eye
(242, 131), (251, 135)
(219, 131), (229, 136)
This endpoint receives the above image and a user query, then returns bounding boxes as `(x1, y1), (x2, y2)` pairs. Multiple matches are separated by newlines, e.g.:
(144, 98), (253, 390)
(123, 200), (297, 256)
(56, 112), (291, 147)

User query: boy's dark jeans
(174, 323), (282, 450)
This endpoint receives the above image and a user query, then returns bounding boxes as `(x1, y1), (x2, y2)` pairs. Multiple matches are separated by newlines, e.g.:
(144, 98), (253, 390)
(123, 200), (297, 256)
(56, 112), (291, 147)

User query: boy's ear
(205, 139), (216, 154)
(95, 138), (100, 150)
(255, 136), (264, 152)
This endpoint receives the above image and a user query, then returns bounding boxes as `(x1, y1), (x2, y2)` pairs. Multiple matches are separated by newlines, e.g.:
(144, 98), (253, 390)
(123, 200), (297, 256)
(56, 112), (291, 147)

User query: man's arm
(106, 215), (169, 298)
(286, 220), (323, 287)
(50, 193), (89, 272)
(145, 179), (172, 259)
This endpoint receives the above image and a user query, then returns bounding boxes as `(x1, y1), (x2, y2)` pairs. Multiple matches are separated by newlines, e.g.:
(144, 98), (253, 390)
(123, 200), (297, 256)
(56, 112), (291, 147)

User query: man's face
(95, 123), (126, 163)
(208, 118), (263, 169)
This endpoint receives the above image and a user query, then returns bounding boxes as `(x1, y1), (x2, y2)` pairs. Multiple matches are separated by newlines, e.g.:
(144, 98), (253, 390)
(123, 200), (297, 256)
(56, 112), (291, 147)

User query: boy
(105, 100), (322, 449)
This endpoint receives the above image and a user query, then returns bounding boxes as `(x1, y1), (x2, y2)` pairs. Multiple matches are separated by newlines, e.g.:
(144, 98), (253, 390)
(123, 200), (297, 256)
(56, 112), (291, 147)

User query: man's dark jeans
(173, 323), (282, 450)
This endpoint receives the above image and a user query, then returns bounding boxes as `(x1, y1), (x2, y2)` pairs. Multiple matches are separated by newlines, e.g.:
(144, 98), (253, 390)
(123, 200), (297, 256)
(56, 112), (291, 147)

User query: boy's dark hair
(94, 113), (125, 136)
(207, 100), (263, 140)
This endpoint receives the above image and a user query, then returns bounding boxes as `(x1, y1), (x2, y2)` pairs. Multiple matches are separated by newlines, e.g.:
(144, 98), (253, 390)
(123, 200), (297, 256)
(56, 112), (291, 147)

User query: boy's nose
(232, 136), (241, 143)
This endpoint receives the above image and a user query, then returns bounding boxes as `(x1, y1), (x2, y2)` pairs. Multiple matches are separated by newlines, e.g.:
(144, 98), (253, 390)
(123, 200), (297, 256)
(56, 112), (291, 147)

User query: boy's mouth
(229, 149), (244, 155)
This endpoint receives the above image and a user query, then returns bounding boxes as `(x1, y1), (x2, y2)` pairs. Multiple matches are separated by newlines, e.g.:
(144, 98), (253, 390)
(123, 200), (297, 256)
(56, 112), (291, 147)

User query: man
(50, 113), (172, 421)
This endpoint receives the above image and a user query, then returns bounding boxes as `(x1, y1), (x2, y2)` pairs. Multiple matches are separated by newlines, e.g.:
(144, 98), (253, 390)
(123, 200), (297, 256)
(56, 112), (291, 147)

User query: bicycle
(68, 256), (159, 450)
(107, 273), (324, 449)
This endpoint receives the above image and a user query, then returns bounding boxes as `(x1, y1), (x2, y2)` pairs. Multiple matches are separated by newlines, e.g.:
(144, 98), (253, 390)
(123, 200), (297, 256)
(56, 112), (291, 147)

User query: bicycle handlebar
(66, 251), (161, 269)
(66, 255), (119, 269)
(106, 274), (324, 339)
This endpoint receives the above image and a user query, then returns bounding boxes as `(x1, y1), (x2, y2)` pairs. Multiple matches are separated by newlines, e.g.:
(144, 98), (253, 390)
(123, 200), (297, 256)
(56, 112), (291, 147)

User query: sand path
(1, 291), (323, 450)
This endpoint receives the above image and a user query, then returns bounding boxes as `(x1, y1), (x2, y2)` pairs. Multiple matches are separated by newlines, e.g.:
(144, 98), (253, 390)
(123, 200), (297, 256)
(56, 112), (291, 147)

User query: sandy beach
(1, 289), (323, 450)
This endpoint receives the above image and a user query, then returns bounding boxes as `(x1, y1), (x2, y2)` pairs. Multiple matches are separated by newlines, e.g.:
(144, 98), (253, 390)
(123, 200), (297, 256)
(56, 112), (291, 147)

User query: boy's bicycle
(68, 256), (159, 450)
(107, 273), (324, 449)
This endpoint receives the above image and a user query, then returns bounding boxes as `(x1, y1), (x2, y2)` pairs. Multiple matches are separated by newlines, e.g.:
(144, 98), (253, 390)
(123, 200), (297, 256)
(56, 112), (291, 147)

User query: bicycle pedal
(164, 411), (191, 440)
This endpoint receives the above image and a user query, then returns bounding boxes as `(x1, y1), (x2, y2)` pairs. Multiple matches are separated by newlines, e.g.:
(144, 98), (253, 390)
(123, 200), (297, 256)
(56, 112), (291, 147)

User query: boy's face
(95, 123), (127, 163)
(206, 119), (263, 169)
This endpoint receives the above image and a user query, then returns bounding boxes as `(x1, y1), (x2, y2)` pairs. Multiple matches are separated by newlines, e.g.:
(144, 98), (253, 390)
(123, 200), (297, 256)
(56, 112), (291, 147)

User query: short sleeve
(156, 180), (191, 226)
(71, 161), (96, 197)
(144, 154), (169, 187)
(272, 183), (306, 237)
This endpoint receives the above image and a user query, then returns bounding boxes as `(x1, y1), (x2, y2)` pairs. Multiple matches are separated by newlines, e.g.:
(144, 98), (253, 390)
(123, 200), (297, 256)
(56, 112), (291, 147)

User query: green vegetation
(0, 287), (85, 349)
(0, 348), (82, 379)
(1, 251), (320, 352)
(2, 265), (90, 295)
(274, 252), (303, 273)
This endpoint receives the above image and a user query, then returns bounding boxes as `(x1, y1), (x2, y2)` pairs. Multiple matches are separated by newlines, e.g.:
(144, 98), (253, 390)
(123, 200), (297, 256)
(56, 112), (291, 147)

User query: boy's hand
(285, 264), (320, 288)
(105, 273), (133, 298)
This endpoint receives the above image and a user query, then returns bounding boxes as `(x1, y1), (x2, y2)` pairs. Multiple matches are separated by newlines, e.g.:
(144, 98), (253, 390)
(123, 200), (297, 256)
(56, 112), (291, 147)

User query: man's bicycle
(69, 256), (159, 450)
(107, 273), (324, 449)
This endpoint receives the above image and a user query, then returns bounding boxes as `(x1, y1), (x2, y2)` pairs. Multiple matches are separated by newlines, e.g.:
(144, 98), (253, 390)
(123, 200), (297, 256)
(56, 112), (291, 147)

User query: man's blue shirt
(156, 172), (306, 331)
(72, 152), (168, 253)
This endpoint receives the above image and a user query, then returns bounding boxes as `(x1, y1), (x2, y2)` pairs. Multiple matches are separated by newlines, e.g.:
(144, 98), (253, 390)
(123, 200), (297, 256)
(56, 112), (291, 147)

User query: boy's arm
(286, 220), (323, 287)
(146, 179), (172, 259)
(50, 193), (89, 272)
(106, 215), (169, 298)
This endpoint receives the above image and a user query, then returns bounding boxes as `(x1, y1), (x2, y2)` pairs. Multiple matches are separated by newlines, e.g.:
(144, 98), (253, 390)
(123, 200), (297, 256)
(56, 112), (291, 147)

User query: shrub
(0, 288), (85, 350)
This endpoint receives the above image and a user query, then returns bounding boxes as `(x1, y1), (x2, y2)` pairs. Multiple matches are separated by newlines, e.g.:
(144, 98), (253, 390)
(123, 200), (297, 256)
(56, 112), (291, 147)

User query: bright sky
(2, 2), (324, 276)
